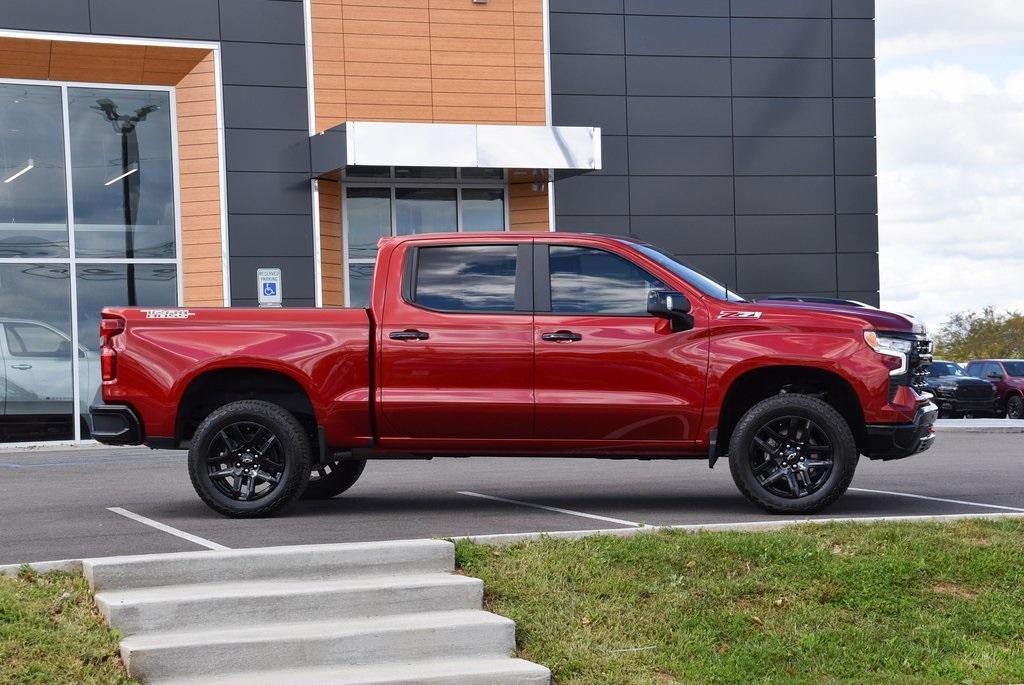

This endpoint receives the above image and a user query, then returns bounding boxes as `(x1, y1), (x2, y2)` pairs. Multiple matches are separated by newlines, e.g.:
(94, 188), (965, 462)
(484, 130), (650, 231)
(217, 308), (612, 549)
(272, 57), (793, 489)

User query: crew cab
(91, 233), (937, 518)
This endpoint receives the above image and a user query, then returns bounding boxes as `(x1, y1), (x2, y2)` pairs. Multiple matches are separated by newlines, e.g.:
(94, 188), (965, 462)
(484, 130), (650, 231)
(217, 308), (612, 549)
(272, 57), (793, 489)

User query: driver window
(549, 246), (666, 315)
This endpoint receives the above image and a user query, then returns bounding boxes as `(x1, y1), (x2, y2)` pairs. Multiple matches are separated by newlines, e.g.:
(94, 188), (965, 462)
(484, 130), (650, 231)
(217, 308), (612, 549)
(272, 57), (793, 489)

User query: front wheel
(187, 400), (311, 518)
(302, 459), (366, 499)
(1007, 395), (1024, 420)
(728, 394), (858, 515)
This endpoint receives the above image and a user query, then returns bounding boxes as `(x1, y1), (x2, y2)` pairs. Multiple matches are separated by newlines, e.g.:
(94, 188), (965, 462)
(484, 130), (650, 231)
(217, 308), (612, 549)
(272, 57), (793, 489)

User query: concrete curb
(934, 419), (1024, 433)
(0, 558), (82, 577)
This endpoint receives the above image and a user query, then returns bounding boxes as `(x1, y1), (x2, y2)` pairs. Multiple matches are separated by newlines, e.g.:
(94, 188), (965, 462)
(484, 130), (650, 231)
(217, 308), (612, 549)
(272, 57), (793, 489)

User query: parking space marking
(850, 487), (1024, 512)
(107, 507), (230, 550)
(457, 491), (642, 527)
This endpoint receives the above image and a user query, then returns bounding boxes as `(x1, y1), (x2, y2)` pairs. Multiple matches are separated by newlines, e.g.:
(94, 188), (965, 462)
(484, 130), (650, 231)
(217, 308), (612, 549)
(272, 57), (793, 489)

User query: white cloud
(876, 4), (1024, 332)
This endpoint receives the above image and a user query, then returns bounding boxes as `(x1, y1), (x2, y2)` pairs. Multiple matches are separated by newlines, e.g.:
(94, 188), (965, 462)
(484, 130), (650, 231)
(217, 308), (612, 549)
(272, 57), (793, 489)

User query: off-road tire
(301, 459), (367, 499)
(1006, 395), (1024, 420)
(188, 400), (311, 518)
(728, 394), (858, 515)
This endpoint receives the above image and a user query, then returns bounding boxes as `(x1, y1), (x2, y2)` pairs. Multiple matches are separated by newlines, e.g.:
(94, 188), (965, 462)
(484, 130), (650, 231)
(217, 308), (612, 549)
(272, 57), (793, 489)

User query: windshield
(1004, 361), (1024, 377)
(929, 362), (965, 377)
(625, 240), (745, 302)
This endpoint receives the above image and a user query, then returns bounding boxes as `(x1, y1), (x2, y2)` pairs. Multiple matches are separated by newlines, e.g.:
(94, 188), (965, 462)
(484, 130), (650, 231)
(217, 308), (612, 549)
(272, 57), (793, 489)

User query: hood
(745, 300), (922, 335)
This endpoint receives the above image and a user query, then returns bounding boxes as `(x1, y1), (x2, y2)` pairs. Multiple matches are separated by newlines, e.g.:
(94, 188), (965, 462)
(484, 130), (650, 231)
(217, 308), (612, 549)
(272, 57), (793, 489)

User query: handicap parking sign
(256, 268), (283, 307)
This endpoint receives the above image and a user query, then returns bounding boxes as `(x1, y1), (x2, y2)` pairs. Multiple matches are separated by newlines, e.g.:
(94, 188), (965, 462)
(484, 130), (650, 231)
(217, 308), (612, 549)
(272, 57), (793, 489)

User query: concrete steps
(85, 540), (549, 685)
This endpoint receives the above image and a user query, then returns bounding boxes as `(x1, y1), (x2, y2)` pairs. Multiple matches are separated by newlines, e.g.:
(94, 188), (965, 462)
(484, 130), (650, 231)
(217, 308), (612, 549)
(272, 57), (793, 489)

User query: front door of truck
(378, 241), (534, 444)
(533, 243), (708, 450)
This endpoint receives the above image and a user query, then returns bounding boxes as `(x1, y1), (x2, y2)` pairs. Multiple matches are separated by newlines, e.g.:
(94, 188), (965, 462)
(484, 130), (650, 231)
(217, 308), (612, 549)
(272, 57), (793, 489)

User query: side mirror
(647, 290), (694, 332)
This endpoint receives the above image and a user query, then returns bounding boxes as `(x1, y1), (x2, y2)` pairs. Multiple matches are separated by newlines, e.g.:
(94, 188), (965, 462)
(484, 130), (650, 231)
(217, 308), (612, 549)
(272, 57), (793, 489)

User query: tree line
(933, 307), (1024, 362)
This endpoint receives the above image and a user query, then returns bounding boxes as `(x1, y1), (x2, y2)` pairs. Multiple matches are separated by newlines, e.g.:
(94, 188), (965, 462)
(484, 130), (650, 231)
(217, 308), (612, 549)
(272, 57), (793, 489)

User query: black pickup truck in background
(924, 361), (1000, 418)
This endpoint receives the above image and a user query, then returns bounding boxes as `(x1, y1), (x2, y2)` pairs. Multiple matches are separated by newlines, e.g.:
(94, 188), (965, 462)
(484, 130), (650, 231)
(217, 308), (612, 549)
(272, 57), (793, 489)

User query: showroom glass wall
(343, 167), (508, 307)
(0, 80), (181, 443)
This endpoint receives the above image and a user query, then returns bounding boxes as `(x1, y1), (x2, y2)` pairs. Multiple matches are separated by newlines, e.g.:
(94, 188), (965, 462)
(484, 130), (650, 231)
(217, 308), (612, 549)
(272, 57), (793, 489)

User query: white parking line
(457, 491), (642, 527)
(107, 507), (230, 550)
(849, 487), (1024, 512)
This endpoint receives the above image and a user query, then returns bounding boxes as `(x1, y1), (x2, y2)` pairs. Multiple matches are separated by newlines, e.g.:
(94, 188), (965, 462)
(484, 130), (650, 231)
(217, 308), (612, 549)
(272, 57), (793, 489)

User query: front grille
(888, 335), (933, 402)
(956, 385), (995, 401)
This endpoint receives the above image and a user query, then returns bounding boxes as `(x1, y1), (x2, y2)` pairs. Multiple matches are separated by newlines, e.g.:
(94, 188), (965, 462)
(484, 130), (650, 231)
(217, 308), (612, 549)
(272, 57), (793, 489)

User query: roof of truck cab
(378, 232), (631, 247)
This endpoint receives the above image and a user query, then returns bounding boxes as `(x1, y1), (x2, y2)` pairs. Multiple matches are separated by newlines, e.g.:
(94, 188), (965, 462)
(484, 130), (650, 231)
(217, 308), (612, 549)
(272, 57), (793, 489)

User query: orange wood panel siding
(0, 38), (224, 306)
(508, 176), (549, 232)
(318, 179), (346, 306)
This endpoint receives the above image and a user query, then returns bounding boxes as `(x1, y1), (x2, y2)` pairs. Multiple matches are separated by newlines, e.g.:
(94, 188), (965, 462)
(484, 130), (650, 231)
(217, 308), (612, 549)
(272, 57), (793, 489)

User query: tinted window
(1004, 362), (1024, 377)
(413, 245), (518, 312)
(928, 362), (963, 377)
(549, 246), (666, 315)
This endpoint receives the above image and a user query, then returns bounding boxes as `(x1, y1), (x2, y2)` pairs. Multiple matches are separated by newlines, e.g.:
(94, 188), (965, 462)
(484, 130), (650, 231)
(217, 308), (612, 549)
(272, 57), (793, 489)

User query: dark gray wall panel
(555, 176), (630, 215)
(833, 19), (874, 58)
(733, 98), (832, 136)
(838, 290), (879, 307)
(736, 215), (835, 253)
(628, 137), (733, 175)
(230, 256), (315, 303)
(833, 58), (875, 96)
(227, 172), (313, 215)
(836, 214), (878, 252)
(594, 136), (629, 176)
(550, 13), (624, 54)
(625, 16), (730, 57)
(731, 0), (829, 17)
(223, 86), (308, 130)
(221, 42), (307, 88)
(833, 0), (874, 19)
(837, 253), (878, 291)
(551, 55), (626, 95)
(681, 254), (736, 287)
(90, 0), (220, 39)
(732, 58), (831, 97)
(631, 216), (735, 254)
(836, 176), (877, 213)
(228, 214), (315, 257)
(630, 177), (734, 215)
(553, 95), (627, 134)
(730, 19), (831, 58)
(627, 97), (732, 135)
(834, 98), (875, 135)
(625, 0), (728, 16)
(225, 130), (310, 173)
(551, 0), (623, 12)
(738, 254), (836, 292)
(734, 138), (833, 175)
(554, 216), (631, 235)
(834, 137), (876, 175)
(0, 0), (90, 33)
(626, 57), (731, 96)
(220, 0), (305, 44)
(735, 177), (835, 215)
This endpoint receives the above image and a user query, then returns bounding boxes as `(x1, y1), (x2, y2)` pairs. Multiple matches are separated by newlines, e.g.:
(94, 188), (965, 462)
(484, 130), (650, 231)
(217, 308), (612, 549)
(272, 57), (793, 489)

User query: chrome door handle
(541, 330), (582, 342)
(389, 329), (430, 341)
(10, 363), (32, 370)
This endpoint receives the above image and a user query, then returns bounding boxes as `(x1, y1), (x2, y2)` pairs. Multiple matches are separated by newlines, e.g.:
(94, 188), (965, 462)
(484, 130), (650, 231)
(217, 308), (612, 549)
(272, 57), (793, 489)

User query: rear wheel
(728, 394), (858, 514)
(302, 459), (366, 499)
(187, 400), (311, 518)
(1007, 395), (1024, 420)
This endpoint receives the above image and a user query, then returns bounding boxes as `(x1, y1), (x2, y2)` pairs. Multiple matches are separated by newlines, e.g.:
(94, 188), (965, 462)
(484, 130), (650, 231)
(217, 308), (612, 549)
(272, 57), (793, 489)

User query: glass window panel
(461, 189), (505, 232)
(347, 262), (375, 308)
(68, 88), (175, 259)
(0, 84), (69, 258)
(460, 168), (504, 180)
(394, 167), (456, 179)
(413, 245), (517, 312)
(0, 264), (74, 442)
(345, 187), (391, 259)
(396, 188), (457, 235)
(75, 263), (177, 437)
(549, 246), (666, 315)
(345, 165), (391, 178)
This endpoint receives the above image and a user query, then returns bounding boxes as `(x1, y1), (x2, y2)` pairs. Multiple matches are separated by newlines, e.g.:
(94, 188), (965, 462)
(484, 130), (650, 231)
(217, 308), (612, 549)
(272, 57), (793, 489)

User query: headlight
(864, 331), (912, 375)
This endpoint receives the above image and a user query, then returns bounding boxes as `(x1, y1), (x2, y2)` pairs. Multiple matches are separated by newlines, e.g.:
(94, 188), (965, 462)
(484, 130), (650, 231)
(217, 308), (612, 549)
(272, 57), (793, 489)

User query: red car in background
(964, 360), (1024, 419)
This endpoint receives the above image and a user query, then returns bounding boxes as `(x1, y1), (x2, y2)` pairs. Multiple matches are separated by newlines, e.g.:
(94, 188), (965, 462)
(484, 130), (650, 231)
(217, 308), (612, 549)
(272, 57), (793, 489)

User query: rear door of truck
(376, 238), (534, 443)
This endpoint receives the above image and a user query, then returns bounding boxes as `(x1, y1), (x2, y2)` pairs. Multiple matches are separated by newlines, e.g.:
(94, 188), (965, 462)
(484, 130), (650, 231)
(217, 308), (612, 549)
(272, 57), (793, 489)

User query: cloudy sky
(876, 0), (1024, 331)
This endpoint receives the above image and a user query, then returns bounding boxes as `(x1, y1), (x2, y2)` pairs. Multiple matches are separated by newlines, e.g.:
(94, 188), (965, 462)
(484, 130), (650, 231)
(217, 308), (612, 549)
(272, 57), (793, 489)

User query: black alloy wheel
(1007, 395), (1024, 420)
(207, 421), (285, 502)
(749, 415), (834, 499)
(301, 459), (367, 499)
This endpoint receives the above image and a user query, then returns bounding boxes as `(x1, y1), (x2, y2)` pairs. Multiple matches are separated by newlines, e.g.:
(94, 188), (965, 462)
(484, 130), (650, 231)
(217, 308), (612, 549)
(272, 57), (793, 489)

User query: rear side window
(549, 245), (666, 315)
(4, 322), (70, 358)
(411, 245), (518, 312)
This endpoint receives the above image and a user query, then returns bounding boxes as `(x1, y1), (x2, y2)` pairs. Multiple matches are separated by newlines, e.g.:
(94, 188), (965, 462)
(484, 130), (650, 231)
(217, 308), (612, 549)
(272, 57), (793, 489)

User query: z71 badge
(142, 309), (196, 319)
(717, 311), (762, 319)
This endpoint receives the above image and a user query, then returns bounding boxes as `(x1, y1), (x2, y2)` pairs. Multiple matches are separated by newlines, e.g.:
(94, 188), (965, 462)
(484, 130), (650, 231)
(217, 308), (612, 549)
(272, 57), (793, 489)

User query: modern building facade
(0, 0), (876, 442)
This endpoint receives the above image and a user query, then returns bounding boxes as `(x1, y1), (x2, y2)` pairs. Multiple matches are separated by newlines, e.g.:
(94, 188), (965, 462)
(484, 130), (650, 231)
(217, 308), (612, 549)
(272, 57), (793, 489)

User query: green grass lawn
(0, 567), (137, 685)
(456, 520), (1024, 685)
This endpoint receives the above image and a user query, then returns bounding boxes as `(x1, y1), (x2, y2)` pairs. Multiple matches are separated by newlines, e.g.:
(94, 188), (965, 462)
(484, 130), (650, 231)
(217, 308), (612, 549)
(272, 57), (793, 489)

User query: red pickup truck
(91, 233), (937, 518)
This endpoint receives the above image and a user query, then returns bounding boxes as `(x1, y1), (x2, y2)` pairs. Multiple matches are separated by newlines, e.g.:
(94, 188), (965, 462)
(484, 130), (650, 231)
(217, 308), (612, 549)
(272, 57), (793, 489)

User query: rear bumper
(863, 401), (938, 460)
(89, 404), (143, 445)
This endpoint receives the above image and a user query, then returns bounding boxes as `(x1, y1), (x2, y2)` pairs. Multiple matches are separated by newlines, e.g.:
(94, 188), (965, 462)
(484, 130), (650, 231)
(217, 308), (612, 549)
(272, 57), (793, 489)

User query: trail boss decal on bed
(717, 310), (762, 319)
(142, 309), (197, 319)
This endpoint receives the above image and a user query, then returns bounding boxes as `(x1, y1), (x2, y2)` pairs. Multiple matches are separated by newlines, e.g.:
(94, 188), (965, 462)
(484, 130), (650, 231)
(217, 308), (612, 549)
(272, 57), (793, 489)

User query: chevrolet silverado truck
(90, 233), (937, 518)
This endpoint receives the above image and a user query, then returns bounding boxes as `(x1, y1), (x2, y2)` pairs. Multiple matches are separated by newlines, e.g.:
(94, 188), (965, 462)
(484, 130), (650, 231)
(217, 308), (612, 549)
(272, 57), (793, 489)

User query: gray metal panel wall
(0, 0), (315, 308)
(550, 0), (878, 304)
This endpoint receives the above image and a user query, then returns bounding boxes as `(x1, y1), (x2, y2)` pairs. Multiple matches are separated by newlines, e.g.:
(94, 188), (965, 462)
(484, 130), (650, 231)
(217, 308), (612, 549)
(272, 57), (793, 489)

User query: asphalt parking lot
(1, 431), (1022, 565)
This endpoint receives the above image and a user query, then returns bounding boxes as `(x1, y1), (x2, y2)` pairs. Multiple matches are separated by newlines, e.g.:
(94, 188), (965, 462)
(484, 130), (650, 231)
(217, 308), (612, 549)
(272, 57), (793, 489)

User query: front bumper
(89, 404), (143, 445)
(863, 401), (938, 460)
(932, 395), (998, 414)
